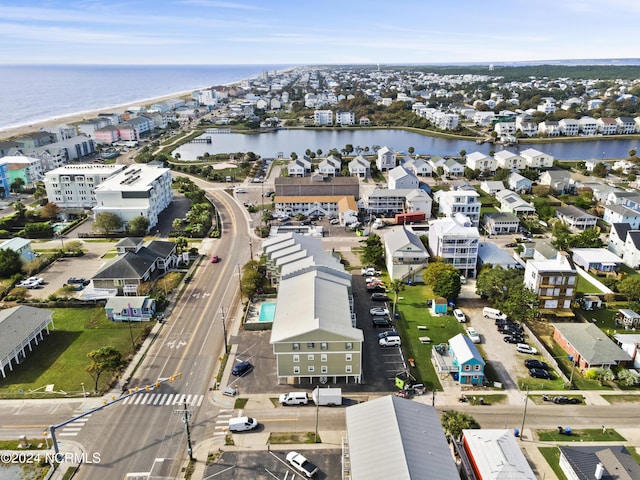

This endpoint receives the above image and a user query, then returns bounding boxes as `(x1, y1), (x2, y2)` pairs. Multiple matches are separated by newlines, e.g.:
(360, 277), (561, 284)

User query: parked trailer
(312, 387), (342, 406)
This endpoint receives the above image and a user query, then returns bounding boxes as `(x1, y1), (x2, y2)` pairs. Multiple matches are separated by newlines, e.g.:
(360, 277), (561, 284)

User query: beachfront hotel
(93, 164), (173, 232)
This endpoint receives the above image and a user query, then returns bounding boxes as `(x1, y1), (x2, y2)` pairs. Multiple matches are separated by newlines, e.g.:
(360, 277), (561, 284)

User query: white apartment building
(93, 165), (173, 232)
(559, 119), (580, 136)
(364, 188), (432, 217)
(494, 150), (525, 171)
(433, 112), (459, 130)
(376, 146), (396, 171)
(0, 155), (44, 186)
(466, 151), (497, 173)
(335, 111), (355, 125)
(313, 110), (334, 126)
(435, 189), (481, 226)
(388, 166), (419, 190)
(520, 148), (554, 169)
(524, 253), (577, 315)
(537, 97), (557, 114)
(597, 117), (618, 135)
(44, 164), (126, 210)
(428, 213), (480, 278)
(494, 122), (516, 136)
(579, 117), (598, 135)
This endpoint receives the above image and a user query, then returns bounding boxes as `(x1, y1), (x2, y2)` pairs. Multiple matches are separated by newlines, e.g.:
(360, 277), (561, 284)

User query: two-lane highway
(74, 185), (253, 479)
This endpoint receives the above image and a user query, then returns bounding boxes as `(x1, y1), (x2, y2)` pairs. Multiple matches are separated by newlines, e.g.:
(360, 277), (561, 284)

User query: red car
(211, 255), (220, 263)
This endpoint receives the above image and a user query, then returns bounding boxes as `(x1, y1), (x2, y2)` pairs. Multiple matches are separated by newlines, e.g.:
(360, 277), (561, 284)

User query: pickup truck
(361, 267), (381, 276)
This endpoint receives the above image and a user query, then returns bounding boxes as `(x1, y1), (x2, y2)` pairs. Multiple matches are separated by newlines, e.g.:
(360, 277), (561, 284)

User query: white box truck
(312, 387), (342, 406)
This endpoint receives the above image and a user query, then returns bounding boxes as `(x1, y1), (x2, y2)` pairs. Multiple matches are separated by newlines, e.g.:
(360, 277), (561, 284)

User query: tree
(629, 149), (637, 158)
(12, 201), (26, 217)
(128, 216), (150, 236)
(440, 410), (479, 441)
(172, 218), (183, 230)
(500, 283), (539, 322)
(617, 369), (639, 386)
(85, 346), (124, 391)
(433, 270), (462, 301)
(407, 146), (415, 155)
(241, 260), (264, 299)
(423, 262), (459, 288)
(585, 367), (615, 386)
(618, 276), (640, 301)
(360, 234), (384, 266)
(316, 149), (323, 156)
(344, 144), (354, 155)
(33, 182), (47, 203)
(0, 248), (23, 277)
(459, 149), (467, 159)
(39, 202), (60, 220)
(389, 280), (405, 316)
(94, 212), (123, 234)
(174, 236), (188, 253)
(592, 162), (608, 178)
(10, 178), (25, 194)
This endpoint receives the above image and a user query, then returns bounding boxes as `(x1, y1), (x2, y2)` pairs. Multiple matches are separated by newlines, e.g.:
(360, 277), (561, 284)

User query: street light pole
(249, 240), (253, 260)
(81, 382), (86, 398)
(568, 355), (576, 388)
(519, 386), (529, 441)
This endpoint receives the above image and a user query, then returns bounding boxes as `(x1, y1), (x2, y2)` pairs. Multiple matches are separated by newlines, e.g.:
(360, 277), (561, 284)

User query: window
(321, 342), (328, 350)
(293, 343), (300, 350)
(345, 342), (353, 350)
(345, 354), (352, 362)
(321, 354), (327, 362)
(474, 364), (481, 371)
(308, 366), (315, 373)
(345, 365), (352, 373)
(293, 366), (300, 374)
(307, 354), (314, 361)
(321, 366), (328, 374)
(307, 342), (315, 349)
(293, 355), (299, 363)
(464, 364), (471, 371)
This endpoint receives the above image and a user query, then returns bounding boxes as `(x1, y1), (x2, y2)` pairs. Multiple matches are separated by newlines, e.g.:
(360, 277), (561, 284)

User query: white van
(228, 416), (258, 432)
(279, 392), (309, 406)
(483, 307), (507, 320)
(379, 336), (401, 347)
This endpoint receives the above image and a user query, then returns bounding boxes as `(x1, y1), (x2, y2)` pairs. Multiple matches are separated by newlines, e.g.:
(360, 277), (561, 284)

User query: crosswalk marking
(119, 393), (204, 407)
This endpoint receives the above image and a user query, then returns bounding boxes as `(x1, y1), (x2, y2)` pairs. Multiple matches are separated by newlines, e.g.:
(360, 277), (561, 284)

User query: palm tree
(389, 280), (406, 316)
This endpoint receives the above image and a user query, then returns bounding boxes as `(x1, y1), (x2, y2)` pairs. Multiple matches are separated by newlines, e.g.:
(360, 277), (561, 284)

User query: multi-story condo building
(428, 214), (480, 278)
(335, 111), (355, 125)
(376, 146), (396, 171)
(0, 155), (44, 187)
(559, 118), (580, 136)
(44, 164), (126, 211)
(93, 164), (173, 232)
(597, 117), (618, 135)
(313, 110), (333, 126)
(435, 189), (481, 226)
(363, 188), (432, 216)
(579, 116), (598, 135)
(466, 152), (497, 173)
(494, 150), (525, 171)
(524, 252), (576, 316)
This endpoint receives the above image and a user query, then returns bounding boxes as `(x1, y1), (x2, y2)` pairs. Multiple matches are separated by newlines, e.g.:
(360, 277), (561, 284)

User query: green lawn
(0, 308), (147, 397)
(576, 274), (605, 294)
(393, 283), (465, 391)
(601, 394), (640, 404)
(537, 428), (625, 442)
(538, 447), (568, 480)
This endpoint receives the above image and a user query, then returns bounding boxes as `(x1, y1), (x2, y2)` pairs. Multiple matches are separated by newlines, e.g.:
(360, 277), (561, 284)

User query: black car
(231, 360), (253, 377)
(367, 284), (387, 293)
(504, 335), (525, 344)
(550, 395), (580, 404)
(529, 368), (553, 380)
(499, 325), (523, 335)
(525, 359), (549, 370)
(371, 292), (389, 301)
(505, 242), (517, 248)
(372, 317), (393, 328)
(378, 329), (399, 339)
(67, 277), (90, 286)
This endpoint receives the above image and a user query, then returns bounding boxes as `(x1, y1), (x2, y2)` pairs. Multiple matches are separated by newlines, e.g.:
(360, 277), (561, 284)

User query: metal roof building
(462, 429), (535, 479)
(345, 395), (459, 479)
(0, 306), (54, 378)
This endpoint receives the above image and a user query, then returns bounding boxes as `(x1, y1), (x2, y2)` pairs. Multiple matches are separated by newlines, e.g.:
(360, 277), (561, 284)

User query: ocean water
(0, 64), (292, 132)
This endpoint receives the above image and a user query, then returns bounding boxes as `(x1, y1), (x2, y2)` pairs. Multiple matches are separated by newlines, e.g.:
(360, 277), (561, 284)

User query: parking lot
(203, 449), (341, 480)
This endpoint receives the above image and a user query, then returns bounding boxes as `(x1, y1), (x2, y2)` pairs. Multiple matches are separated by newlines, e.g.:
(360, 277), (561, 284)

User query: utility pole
(237, 264), (243, 302)
(314, 386), (320, 444)
(249, 239), (253, 261)
(220, 306), (228, 353)
(175, 401), (194, 461)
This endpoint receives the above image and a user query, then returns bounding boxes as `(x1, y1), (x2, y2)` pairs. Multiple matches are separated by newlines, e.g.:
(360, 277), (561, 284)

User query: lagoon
(172, 128), (640, 161)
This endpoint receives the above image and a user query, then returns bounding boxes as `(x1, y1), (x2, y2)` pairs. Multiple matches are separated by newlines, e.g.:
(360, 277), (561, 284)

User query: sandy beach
(0, 88), (198, 142)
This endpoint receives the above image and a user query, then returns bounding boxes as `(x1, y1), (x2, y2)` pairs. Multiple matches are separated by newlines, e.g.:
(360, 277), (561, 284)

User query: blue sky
(1, 0), (638, 65)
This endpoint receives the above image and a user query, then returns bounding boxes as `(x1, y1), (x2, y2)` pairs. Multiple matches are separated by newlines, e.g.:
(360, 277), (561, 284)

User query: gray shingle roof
(93, 241), (176, 280)
(553, 323), (631, 366)
(559, 445), (640, 480)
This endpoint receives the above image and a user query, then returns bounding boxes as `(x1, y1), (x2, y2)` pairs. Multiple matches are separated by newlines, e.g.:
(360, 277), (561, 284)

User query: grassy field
(538, 447), (568, 480)
(601, 394), (640, 404)
(576, 274), (605, 294)
(393, 283), (465, 391)
(0, 307), (147, 397)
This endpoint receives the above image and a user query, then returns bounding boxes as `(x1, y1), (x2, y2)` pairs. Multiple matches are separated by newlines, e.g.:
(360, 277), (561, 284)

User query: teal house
(449, 333), (485, 385)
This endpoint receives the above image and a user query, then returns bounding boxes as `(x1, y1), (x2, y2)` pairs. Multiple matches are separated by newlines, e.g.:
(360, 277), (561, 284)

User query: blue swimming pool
(258, 302), (276, 322)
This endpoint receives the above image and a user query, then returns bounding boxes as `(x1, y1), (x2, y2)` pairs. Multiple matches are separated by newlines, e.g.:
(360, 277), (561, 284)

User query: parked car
(370, 307), (390, 316)
(379, 336), (401, 347)
(505, 242), (517, 247)
(524, 359), (549, 370)
(466, 327), (480, 344)
(361, 266), (381, 276)
(26, 276), (44, 285)
(231, 360), (253, 377)
(17, 279), (40, 289)
(504, 335), (524, 344)
(499, 324), (523, 335)
(235, 188), (246, 193)
(529, 368), (553, 379)
(67, 277), (90, 286)
(517, 343), (538, 355)
(286, 451), (318, 478)
(378, 330), (399, 339)
(546, 395), (579, 404)
(329, 218), (340, 225)
(366, 284), (387, 292)
(370, 293), (389, 301)
(263, 190), (274, 197)
(453, 309), (467, 323)
(372, 317), (393, 328)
